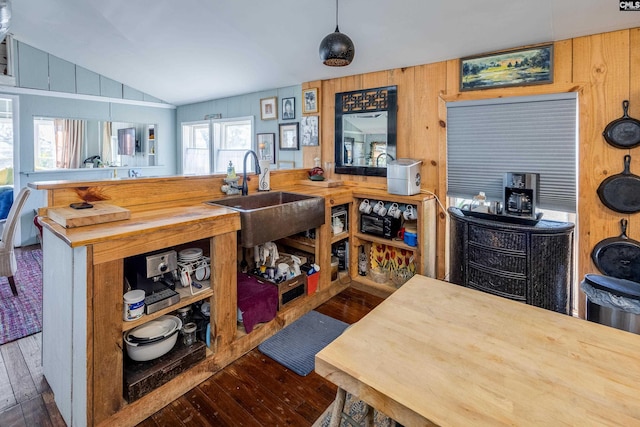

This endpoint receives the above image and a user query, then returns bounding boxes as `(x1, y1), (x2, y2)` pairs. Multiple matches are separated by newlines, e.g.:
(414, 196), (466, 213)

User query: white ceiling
(10, 0), (640, 106)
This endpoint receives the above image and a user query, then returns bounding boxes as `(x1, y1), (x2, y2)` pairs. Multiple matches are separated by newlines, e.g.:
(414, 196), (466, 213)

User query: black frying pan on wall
(591, 219), (640, 283)
(603, 100), (640, 149)
(597, 155), (640, 214)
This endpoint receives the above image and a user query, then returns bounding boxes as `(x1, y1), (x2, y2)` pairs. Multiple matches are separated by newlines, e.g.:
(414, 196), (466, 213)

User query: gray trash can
(582, 274), (640, 334)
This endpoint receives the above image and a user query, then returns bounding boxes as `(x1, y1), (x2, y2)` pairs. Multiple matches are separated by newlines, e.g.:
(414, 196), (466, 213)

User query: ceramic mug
(359, 199), (372, 214)
(180, 267), (192, 288)
(387, 203), (401, 218)
(195, 262), (210, 281)
(403, 205), (417, 220)
(373, 200), (385, 214)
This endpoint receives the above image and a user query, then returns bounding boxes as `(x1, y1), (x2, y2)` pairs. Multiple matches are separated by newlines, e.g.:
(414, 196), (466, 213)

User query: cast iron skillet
(603, 100), (640, 149)
(591, 218), (640, 283)
(597, 155), (640, 214)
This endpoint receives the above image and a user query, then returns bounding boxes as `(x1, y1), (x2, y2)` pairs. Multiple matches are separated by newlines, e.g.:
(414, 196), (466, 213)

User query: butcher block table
(315, 275), (640, 426)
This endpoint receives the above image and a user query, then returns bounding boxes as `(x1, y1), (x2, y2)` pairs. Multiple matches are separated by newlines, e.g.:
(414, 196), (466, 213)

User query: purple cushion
(237, 273), (278, 333)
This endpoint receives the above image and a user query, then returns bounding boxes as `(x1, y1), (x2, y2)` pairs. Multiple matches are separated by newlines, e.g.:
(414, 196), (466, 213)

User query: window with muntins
(182, 116), (254, 175)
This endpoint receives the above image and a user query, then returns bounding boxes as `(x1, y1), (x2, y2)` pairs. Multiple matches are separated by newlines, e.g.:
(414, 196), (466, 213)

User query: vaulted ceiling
(10, 0), (640, 106)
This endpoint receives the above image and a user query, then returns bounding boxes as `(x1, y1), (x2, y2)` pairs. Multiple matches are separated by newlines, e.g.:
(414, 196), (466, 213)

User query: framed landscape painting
(460, 44), (553, 91)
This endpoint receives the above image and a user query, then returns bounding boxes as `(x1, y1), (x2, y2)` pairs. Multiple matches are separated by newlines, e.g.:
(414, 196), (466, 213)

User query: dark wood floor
(0, 259), (383, 427)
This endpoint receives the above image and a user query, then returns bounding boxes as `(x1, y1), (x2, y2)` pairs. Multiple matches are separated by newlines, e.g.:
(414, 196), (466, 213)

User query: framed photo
(260, 96), (278, 120)
(300, 116), (319, 146)
(302, 88), (319, 114)
(282, 97), (295, 120)
(257, 133), (276, 163)
(279, 122), (299, 150)
(460, 44), (553, 91)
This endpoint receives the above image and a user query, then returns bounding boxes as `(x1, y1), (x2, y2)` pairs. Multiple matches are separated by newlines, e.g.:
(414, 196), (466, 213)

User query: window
(34, 118), (56, 170)
(182, 116), (254, 175)
(182, 121), (210, 175)
(0, 97), (13, 183)
(446, 93), (578, 213)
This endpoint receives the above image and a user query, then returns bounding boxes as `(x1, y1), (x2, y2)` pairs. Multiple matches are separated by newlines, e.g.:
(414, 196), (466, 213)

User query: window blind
(446, 93), (577, 212)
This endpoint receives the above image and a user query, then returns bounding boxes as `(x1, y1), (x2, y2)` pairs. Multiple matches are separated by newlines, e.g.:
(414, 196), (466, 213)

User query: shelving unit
(350, 190), (437, 296)
(146, 124), (156, 166)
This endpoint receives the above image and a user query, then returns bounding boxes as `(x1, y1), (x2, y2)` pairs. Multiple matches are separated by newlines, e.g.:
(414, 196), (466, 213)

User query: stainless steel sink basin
(206, 191), (325, 247)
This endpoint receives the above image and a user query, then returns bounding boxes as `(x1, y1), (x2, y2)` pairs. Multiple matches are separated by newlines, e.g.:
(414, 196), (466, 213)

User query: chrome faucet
(376, 152), (395, 167)
(241, 150), (261, 196)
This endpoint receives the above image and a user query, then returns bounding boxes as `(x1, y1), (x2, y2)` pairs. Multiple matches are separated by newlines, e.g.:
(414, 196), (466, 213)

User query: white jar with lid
(471, 192), (489, 213)
(123, 289), (145, 321)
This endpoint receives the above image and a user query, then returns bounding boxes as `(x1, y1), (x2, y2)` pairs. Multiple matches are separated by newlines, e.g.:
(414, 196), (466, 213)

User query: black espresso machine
(503, 172), (540, 220)
(124, 250), (180, 314)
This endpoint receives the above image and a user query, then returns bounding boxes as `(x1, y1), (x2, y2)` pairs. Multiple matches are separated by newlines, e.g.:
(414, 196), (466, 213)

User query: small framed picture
(257, 133), (276, 163)
(279, 122), (299, 150)
(282, 97), (295, 120)
(300, 116), (319, 146)
(260, 97), (278, 120)
(302, 88), (319, 114)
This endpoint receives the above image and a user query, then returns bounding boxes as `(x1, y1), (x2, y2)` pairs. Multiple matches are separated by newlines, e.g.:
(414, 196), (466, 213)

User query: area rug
(0, 248), (43, 345)
(258, 310), (349, 376)
(313, 392), (398, 427)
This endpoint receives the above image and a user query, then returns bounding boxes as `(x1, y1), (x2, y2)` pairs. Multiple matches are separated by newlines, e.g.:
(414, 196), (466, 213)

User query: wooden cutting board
(297, 179), (344, 188)
(47, 202), (131, 228)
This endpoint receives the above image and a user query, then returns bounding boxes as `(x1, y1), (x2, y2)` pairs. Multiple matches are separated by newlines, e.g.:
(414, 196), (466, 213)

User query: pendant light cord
(335, 0), (340, 32)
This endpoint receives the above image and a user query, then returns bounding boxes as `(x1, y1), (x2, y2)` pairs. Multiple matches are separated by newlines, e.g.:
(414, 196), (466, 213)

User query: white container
(123, 315), (182, 361)
(387, 158), (422, 195)
(123, 289), (146, 321)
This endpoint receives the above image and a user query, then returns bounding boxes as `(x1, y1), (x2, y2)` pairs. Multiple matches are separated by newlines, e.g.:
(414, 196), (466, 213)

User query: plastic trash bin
(582, 274), (640, 334)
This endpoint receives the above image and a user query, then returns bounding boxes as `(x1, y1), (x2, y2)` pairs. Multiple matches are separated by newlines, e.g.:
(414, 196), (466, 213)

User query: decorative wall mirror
(33, 117), (157, 170)
(334, 85), (397, 176)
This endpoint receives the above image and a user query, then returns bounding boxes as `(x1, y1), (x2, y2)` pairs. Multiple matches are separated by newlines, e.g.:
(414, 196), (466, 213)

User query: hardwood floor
(0, 277), (383, 426)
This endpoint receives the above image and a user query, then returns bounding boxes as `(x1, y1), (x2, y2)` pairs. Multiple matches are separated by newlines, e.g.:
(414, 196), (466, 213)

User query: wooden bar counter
(316, 276), (640, 426)
(30, 174), (355, 427)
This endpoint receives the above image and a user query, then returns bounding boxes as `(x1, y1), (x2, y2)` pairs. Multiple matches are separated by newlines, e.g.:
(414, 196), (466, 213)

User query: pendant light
(319, 0), (355, 67)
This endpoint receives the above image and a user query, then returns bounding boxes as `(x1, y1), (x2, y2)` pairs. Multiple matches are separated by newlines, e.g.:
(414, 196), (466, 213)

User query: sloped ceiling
(10, 0), (640, 106)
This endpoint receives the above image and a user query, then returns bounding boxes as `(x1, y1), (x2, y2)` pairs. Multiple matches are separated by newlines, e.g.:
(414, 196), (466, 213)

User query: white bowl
(124, 315), (182, 362)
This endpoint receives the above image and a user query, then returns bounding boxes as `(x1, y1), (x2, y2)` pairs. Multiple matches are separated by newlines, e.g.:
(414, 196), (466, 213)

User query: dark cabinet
(449, 207), (575, 314)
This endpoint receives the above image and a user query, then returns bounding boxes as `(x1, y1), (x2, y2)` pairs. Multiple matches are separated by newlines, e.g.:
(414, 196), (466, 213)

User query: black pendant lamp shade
(319, 0), (354, 66)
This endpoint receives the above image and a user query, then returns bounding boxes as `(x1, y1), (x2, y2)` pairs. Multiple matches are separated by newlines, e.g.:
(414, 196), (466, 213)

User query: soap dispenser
(226, 161), (236, 180)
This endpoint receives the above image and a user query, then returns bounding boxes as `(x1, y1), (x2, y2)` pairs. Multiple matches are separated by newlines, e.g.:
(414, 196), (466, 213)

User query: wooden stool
(329, 387), (373, 427)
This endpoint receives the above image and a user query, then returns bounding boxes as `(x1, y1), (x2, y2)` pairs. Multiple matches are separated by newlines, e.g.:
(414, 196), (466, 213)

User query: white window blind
(446, 93), (577, 212)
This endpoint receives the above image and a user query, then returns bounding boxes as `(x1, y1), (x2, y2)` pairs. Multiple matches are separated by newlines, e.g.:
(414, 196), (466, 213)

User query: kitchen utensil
(591, 218), (640, 283)
(603, 100), (640, 149)
(597, 155), (640, 213)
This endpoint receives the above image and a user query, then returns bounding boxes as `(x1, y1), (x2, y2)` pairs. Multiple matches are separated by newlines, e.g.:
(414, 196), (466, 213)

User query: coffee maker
(124, 250), (180, 314)
(503, 172), (539, 219)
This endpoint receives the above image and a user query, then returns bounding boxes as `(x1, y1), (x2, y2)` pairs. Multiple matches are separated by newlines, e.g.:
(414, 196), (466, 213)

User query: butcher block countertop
(316, 275), (640, 426)
(39, 203), (241, 248)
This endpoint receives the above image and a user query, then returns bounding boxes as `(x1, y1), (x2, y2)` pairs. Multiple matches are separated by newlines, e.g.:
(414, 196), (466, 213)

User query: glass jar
(176, 305), (192, 326)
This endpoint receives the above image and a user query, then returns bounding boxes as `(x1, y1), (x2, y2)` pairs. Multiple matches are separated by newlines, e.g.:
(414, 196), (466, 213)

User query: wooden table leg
(329, 387), (347, 427)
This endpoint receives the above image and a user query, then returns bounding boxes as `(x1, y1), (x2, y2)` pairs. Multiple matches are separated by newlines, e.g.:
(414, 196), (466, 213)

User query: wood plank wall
(312, 27), (640, 318)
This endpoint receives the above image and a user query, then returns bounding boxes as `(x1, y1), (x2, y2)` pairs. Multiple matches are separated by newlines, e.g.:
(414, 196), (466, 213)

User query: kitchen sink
(206, 191), (325, 247)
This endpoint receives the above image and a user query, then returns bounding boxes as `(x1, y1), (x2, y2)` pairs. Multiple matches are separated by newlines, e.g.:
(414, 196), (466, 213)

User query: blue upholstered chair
(0, 187), (31, 296)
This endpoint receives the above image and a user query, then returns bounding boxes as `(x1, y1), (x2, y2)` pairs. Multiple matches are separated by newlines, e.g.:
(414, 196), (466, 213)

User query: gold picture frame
(260, 96), (278, 120)
(302, 88), (319, 114)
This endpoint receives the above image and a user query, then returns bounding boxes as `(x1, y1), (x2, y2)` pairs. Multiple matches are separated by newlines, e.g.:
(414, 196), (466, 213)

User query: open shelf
(278, 236), (316, 253)
(331, 231), (349, 244)
(122, 284), (213, 332)
(353, 232), (418, 252)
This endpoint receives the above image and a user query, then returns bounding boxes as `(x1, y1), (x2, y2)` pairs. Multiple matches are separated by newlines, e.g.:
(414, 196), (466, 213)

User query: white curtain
(54, 119), (85, 169)
(102, 121), (112, 165)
